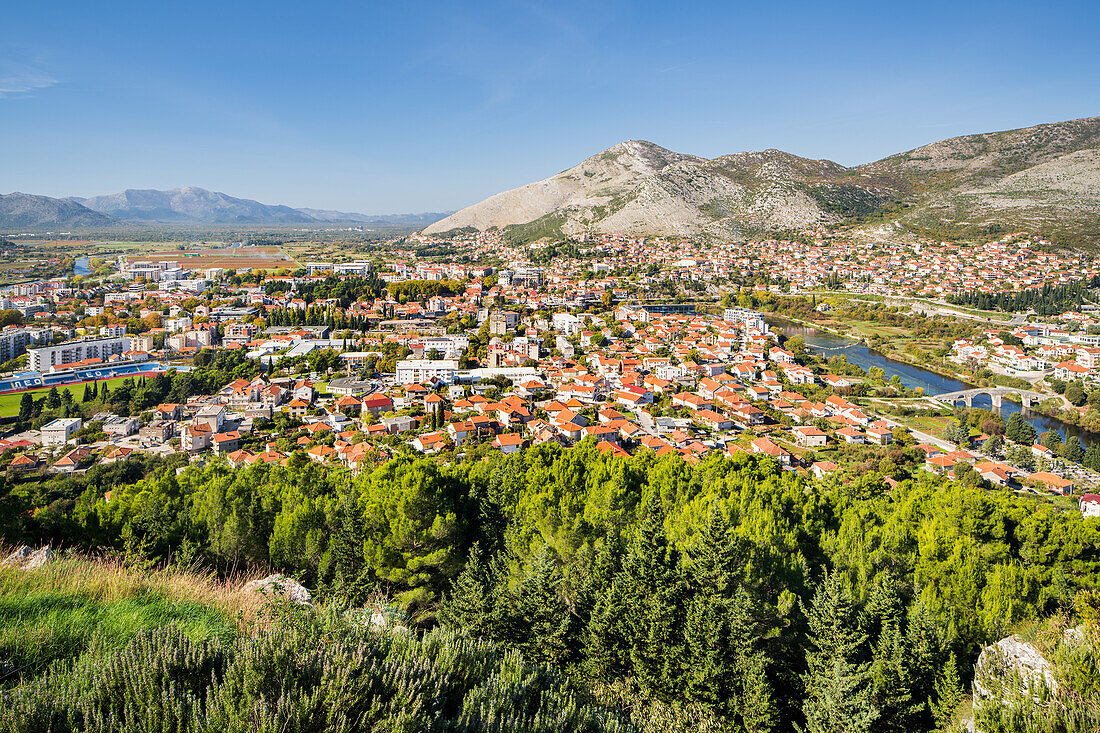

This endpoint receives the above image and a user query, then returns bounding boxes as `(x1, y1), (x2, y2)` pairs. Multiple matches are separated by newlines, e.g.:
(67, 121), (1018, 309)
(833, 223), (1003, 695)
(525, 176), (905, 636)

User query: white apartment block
(333, 261), (372, 276)
(0, 327), (52, 363)
(396, 359), (459, 385)
(41, 417), (83, 446)
(28, 336), (132, 372)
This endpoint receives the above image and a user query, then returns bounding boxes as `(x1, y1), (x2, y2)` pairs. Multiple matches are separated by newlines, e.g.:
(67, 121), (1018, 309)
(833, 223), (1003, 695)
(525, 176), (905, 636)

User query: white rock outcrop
(2, 545), (54, 570)
(242, 573), (312, 606)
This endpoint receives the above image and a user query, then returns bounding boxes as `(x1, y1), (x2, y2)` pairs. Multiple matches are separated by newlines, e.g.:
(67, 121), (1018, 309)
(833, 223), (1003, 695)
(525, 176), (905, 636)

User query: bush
(0, 620), (635, 733)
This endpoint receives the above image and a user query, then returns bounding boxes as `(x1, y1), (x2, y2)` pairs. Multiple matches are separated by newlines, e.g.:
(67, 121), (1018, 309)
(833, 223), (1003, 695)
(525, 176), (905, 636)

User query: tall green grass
(0, 551), (265, 682)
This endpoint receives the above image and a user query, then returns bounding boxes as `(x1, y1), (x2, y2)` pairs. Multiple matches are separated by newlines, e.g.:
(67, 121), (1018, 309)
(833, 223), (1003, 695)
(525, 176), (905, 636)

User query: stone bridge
(933, 386), (1062, 409)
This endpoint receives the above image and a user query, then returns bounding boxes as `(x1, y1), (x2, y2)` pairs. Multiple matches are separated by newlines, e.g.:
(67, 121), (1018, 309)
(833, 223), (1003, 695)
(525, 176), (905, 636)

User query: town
(2, 229), (1099, 517)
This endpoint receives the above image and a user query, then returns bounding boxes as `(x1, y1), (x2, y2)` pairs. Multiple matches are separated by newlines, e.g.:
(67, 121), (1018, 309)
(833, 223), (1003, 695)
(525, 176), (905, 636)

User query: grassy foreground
(0, 552), (633, 733)
(0, 551), (264, 680)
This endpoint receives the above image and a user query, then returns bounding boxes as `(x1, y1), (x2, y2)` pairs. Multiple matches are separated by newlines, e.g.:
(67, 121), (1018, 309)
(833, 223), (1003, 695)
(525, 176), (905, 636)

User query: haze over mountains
(426, 115), (1100, 245)
(0, 186), (451, 230)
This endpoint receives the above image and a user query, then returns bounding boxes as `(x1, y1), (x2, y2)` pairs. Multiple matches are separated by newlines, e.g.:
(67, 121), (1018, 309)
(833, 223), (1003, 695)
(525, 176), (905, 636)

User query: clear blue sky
(2, 0), (1098, 213)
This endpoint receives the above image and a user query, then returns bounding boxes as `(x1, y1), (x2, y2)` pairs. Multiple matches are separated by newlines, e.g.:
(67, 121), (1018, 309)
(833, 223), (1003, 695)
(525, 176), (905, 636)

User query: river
(770, 318), (1100, 449)
(74, 256), (92, 277)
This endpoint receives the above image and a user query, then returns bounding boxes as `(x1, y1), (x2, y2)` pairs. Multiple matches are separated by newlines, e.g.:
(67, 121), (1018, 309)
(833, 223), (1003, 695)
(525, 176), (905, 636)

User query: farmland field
(124, 246), (298, 271)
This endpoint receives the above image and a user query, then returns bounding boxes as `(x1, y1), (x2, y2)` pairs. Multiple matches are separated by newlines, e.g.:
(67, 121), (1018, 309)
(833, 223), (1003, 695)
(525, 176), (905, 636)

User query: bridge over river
(933, 387), (1068, 410)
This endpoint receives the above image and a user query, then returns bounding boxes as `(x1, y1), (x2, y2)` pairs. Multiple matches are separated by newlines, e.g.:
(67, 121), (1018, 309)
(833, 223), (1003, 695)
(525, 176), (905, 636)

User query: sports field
(0, 375), (143, 418)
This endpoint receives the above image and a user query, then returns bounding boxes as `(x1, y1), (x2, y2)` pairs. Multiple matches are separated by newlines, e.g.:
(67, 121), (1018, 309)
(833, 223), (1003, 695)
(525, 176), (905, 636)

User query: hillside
(426, 116), (1100, 245)
(863, 115), (1100, 243)
(74, 187), (319, 224)
(425, 140), (904, 239)
(0, 193), (118, 230)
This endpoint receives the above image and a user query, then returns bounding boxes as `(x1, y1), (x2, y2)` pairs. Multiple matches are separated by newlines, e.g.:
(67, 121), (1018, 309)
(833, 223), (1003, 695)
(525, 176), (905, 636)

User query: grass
(0, 549), (266, 680)
(0, 374), (151, 418)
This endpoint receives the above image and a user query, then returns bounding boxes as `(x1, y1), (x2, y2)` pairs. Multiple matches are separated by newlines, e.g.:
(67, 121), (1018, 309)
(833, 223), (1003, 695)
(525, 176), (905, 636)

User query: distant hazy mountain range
(0, 186), (451, 230)
(425, 115), (1100, 245)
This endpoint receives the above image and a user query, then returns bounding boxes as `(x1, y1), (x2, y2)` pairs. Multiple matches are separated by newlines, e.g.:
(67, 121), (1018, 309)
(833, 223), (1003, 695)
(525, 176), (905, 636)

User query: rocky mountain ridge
(425, 116), (1100, 244)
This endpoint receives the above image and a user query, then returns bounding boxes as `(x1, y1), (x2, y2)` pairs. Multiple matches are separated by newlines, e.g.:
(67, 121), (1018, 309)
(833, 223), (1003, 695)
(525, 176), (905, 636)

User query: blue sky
(1, 1), (1098, 213)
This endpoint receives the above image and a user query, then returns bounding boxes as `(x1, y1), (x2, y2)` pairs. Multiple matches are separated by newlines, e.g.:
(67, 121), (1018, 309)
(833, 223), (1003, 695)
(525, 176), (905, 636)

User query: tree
(440, 541), (510, 642)
(950, 422), (970, 447)
(984, 434), (1004, 456)
(1085, 442), (1100, 472)
(931, 653), (965, 732)
(1040, 430), (1063, 455)
(18, 392), (33, 422)
(513, 544), (571, 666)
(44, 386), (61, 410)
(1065, 436), (1085, 463)
(1005, 413), (1037, 446)
(802, 571), (877, 733)
(1067, 381), (1088, 407)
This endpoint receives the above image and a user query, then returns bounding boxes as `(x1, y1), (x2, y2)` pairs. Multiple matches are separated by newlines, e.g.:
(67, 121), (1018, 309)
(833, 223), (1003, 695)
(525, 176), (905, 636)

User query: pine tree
(621, 490), (687, 698)
(328, 492), (368, 603)
(870, 617), (923, 733)
(514, 544), (571, 666)
(683, 507), (762, 717)
(802, 571), (877, 733)
(931, 653), (965, 732)
(45, 386), (61, 410)
(440, 541), (510, 642)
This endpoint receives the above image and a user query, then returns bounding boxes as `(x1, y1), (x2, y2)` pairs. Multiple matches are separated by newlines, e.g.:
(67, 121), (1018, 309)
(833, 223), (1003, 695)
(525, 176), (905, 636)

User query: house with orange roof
(7, 453), (40, 473)
(750, 437), (791, 465)
(211, 431), (241, 454)
(1029, 471), (1075, 494)
(492, 433), (525, 454)
(227, 449), (255, 468)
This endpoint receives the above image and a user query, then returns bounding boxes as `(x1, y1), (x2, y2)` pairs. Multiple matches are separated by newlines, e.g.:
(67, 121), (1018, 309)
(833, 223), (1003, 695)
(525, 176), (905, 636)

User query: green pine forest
(5, 441), (1100, 731)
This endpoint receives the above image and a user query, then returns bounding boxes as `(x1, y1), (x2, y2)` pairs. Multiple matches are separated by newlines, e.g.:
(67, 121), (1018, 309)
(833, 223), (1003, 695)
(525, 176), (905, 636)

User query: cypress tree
(18, 392), (33, 422)
(82, 383), (92, 402)
(1065, 436), (1085, 463)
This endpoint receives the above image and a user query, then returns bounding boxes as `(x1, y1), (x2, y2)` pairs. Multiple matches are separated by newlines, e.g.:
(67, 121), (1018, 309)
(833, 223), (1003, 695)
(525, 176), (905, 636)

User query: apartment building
(396, 359), (459, 385)
(28, 336), (131, 372)
(0, 326), (52, 364)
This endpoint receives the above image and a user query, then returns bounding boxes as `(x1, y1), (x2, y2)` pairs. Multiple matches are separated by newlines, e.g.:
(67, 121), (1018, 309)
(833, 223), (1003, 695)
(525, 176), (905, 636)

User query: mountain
(295, 208), (453, 227)
(864, 116), (1100, 242)
(73, 187), (319, 224)
(0, 192), (118, 230)
(424, 140), (905, 239)
(72, 187), (451, 228)
(425, 116), (1100, 245)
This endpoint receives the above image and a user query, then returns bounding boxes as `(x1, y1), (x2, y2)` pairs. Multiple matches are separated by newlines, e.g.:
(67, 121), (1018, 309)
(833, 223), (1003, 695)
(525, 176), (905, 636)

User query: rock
(973, 634), (1056, 716)
(242, 574), (312, 606)
(2, 545), (54, 570)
